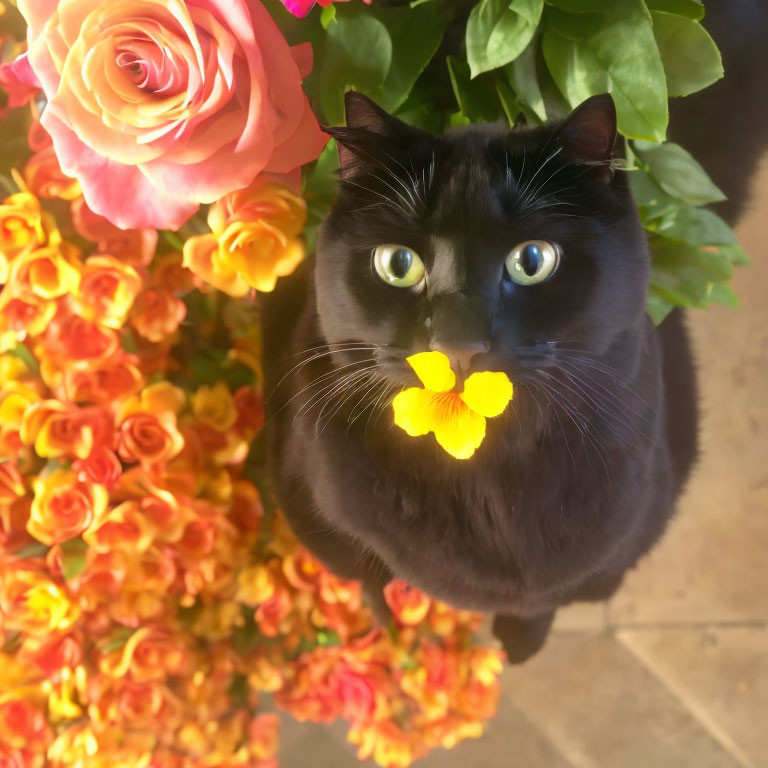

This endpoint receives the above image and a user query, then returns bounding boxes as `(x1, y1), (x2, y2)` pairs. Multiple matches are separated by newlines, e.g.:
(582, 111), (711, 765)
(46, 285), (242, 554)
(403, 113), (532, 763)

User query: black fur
(262, 92), (698, 662)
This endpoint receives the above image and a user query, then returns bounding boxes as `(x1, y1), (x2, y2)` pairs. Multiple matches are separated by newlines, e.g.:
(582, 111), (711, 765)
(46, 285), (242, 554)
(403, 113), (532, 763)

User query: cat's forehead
(428, 136), (523, 230)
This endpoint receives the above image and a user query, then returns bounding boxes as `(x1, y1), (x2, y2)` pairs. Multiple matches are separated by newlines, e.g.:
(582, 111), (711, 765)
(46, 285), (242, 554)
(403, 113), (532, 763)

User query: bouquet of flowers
(0, 0), (743, 765)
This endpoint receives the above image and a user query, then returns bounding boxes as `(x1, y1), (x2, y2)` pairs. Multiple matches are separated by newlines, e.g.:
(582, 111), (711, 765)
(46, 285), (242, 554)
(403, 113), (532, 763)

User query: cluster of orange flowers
(0, 115), (503, 768)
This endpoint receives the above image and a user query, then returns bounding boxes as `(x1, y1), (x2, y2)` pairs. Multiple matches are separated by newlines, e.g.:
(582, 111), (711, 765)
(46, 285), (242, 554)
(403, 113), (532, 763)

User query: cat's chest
(306, 425), (646, 610)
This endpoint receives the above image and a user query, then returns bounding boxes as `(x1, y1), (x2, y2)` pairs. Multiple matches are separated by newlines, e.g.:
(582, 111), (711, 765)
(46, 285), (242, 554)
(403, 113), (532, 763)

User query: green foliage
(299, 0), (744, 324)
(61, 539), (89, 581)
(318, 3), (449, 124)
(651, 11), (722, 96)
(543, 2), (668, 141)
(466, 0), (543, 78)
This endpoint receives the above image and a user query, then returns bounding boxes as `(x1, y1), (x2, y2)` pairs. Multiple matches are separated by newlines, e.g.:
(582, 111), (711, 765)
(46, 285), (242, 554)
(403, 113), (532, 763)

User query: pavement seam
(615, 629), (756, 768)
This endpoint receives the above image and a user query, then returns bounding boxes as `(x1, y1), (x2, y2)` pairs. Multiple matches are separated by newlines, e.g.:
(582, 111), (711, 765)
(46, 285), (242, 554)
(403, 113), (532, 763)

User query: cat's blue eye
(373, 245), (426, 289)
(505, 240), (560, 285)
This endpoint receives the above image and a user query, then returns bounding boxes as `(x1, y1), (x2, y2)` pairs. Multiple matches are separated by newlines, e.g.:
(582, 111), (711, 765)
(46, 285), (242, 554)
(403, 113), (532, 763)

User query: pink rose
(18, 0), (327, 230)
(0, 53), (41, 109)
(280, 0), (370, 20)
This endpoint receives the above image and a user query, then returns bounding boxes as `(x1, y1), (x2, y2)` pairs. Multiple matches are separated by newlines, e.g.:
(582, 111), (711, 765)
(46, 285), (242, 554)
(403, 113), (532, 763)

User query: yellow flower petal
(393, 389), (487, 460)
(431, 393), (486, 460)
(406, 351), (456, 392)
(460, 371), (514, 418)
(392, 387), (435, 436)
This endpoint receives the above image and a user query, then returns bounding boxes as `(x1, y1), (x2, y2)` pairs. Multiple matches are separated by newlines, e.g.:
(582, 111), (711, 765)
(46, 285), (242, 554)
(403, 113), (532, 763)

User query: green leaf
(708, 281), (741, 308)
(160, 230), (185, 252)
(320, 4), (336, 29)
(506, 38), (547, 121)
(650, 238), (733, 309)
(373, 3), (450, 113)
(9, 342), (39, 374)
(446, 56), (506, 124)
(646, 289), (675, 324)
(651, 11), (722, 97)
(651, 207), (737, 246)
(542, 1), (669, 141)
(61, 538), (88, 581)
(645, 0), (704, 21)
(543, 0), (616, 11)
(99, 628), (135, 654)
(634, 141), (726, 205)
(718, 244), (750, 267)
(16, 542), (50, 559)
(466, 0), (544, 78)
(319, 14), (393, 124)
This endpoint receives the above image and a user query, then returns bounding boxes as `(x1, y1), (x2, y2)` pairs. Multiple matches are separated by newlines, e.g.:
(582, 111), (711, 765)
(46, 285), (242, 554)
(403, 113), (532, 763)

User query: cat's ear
(323, 92), (425, 179)
(343, 91), (399, 135)
(556, 94), (617, 183)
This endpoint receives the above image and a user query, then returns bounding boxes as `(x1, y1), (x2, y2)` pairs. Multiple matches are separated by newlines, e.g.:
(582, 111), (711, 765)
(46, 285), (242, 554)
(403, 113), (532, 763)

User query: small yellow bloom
(392, 351), (514, 460)
(0, 567), (80, 635)
(0, 353), (28, 385)
(75, 255), (142, 328)
(6, 245), (81, 299)
(183, 180), (307, 296)
(0, 193), (47, 279)
(192, 381), (237, 432)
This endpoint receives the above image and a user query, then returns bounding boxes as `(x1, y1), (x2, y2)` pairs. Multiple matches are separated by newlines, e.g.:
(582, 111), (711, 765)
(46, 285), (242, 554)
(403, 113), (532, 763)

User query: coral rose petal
(264, 97), (329, 175)
(291, 42), (314, 79)
(406, 351), (456, 393)
(42, 111), (198, 230)
(460, 372), (514, 418)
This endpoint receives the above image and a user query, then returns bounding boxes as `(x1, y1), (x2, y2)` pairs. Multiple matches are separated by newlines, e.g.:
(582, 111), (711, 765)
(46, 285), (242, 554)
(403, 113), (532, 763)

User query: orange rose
(28, 469), (108, 544)
(76, 256), (143, 329)
(23, 146), (81, 201)
(73, 446), (122, 489)
(383, 580), (432, 626)
(248, 714), (280, 762)
(71, 198), (158, 268)
(183, 180), (306, 296)
(0, 699), (52, 752)
(63, 353), (145, 404)
(117, 411), (184, 467)
(20, 401), (112, 460)
(130, 289), (187, 343)
(4, 245), (81, 300)
(0, 462), (25, 507)
(83, 500), (154, 554)
(40, 316), (120, 376)
(0, 293), (56, 352)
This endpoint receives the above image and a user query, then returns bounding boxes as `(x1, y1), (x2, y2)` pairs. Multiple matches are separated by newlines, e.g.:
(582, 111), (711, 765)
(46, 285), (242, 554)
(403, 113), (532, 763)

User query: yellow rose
(0, 193), (47, 281)
(191, 381), (236, 432)
(0, 565), (80, 635)
(183, 180), (306, 296)
(6, 245), (81, 300)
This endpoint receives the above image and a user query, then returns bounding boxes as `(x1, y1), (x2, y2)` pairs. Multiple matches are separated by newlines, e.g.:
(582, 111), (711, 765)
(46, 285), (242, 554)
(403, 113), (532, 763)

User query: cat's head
(315, 91), (648, 392)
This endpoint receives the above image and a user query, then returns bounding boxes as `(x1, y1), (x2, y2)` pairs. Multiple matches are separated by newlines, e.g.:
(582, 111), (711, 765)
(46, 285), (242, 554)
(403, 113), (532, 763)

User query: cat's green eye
(373, 245), (426, 289)
(505, 240), (560, 285)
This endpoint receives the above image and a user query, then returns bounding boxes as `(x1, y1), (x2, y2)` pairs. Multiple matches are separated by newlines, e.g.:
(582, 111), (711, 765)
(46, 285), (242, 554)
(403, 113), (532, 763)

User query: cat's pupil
(390, 249), (413, 278)
(521, 244), (542, 276)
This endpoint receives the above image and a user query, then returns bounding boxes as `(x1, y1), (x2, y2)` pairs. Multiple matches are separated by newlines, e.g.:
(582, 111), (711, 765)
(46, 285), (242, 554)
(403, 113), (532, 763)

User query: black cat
(262, 91), (698, 663)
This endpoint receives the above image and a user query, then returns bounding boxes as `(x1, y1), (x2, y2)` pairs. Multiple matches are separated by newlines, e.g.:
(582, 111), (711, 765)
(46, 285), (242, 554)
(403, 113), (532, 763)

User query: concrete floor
(278, 155), (768, 768)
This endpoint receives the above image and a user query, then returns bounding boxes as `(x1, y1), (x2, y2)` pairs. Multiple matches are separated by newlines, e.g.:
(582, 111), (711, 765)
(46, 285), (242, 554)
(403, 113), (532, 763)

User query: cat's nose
(429, 341), (490, 375)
